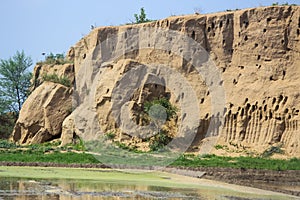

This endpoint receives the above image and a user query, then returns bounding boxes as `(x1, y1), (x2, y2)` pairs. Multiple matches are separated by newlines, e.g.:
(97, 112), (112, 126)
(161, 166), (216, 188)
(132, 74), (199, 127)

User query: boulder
(11, 82), (72, 144)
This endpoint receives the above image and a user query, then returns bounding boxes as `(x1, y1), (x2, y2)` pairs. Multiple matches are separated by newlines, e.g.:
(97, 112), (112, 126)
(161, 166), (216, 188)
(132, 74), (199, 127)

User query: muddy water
(0, 177), (296, 200)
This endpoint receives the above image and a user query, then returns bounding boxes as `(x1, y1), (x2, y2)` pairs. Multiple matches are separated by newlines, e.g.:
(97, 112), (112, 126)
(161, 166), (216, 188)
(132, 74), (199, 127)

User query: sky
(0, 0), (299, 69)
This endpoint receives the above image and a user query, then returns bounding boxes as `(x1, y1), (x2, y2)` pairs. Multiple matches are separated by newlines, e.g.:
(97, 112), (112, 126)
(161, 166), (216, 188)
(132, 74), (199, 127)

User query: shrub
(133, 7), (153, 24)
(42, 73), (71, 87)
(0, 113), (16, 139)
(149, 130), (172, 151)
(261, 144), (284, 158)
(144, 97), (177, 121)
(105, 132), (116, 140)
(38, 53), (72, 65)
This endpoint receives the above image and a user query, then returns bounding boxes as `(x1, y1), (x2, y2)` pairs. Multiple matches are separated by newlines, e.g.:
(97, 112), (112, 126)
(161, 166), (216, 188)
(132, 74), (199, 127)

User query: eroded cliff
(12, 6), (300, 157)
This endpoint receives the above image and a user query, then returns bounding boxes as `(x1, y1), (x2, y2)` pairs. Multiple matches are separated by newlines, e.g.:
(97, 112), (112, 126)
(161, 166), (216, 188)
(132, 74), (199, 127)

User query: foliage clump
(261, 144), (284, 158)
(149, 130), (172, 151)
(133, 7), (152, 24)
(144, 97), (177, 121)
(0, 50), (32, 115)
(38, 53), (72, 65)
(42, 73), (71, 87)
(144, 97), (177, 152)
(272, 2), (298, 6)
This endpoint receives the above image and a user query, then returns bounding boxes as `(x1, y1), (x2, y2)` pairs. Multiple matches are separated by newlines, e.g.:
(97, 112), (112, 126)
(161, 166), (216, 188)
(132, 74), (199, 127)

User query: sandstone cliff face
(14, 6), (300, 157)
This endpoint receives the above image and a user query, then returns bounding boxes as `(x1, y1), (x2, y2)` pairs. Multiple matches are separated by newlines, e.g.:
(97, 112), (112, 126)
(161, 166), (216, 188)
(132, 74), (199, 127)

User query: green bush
(42, 73), (71, 87)
(149, 131), (172, 151)
(38, 53), (72, 65)
(272, 2), (298, 6)
(261, 145), (284, 158)
(133, 7), (153, 24)
(144, 98), (177, 121)
(105, 132), (116, 140)
(0, 113), (16, 139)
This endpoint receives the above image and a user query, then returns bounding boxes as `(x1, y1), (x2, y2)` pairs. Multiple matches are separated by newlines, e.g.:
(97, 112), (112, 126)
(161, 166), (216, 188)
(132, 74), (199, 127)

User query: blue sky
(0, 0), (299, 66)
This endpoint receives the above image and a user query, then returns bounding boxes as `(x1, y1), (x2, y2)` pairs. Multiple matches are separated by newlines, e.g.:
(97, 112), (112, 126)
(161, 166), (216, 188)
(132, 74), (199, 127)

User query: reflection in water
(0, 177), (294, 200)
(0, 177), (201, 200)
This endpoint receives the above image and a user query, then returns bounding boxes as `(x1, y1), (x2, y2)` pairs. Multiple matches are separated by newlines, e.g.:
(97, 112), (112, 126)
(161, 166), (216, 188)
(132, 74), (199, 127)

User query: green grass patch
(0, 151), (99, 164)
(171, 154), (300, 170)
(0, 140), (299, 170)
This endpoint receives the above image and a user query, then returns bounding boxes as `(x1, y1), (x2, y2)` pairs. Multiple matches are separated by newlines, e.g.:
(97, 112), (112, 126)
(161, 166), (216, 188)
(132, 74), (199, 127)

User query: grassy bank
(0, 140), (299, 170)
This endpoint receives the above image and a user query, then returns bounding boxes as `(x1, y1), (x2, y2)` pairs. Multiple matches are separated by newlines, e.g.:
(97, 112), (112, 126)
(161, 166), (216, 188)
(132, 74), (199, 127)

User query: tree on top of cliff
(0, 51), (32, 115)
(134, 7), (152, 24)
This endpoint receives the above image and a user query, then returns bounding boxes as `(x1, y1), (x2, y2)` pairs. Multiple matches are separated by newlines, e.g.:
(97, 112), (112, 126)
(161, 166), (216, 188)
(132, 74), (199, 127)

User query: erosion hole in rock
(272, 97), (276, 105)
(297, 29), (300, 36)
(257, 55), (261, 60)
(200, 98), (205, 104)
(263, 28), (267, 33)
(259, 113), (263, 120)
(191, 31), (196, 40)
(254, 43), (258, 48)
(205, 113), (209, 119)
(267, 17), (272, 23)
(211, 22), (215, 29)
(269, 111), (273, 119)
(241, 108), (244, 116)
(251, 105), (255, 112)
(283, 96), (288, 104)
(246, 103), (251, 110)
(278, 94), (283, 103)
(245, 98), (249, 103)
(207, 27), (211, 32)
(284, 108), (289, 114)
(219, 21), (223, 28)
(223, 40), (226, 45)
(244, 35), (248, 41)
(264, 105), (267, 112)
(275, 105), (279, 111)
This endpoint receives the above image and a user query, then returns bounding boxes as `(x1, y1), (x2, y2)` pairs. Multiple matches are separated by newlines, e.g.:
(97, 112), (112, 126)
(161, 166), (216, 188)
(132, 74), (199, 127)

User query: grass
(171, 154), (300, 170)
(0, 140), (299, 170)
(0, 152), (99, 164)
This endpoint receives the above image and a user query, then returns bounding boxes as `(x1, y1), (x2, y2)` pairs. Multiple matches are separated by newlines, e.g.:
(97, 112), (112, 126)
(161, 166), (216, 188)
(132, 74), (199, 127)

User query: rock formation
(12, 82), (73, 144)
(12, 6), (300, 157)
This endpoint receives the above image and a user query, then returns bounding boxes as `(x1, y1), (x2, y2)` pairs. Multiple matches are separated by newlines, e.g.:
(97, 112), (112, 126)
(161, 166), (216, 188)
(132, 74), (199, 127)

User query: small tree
(0, 51), (32, 115)
(134, 7), (152, 24)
